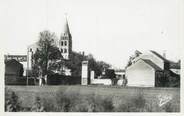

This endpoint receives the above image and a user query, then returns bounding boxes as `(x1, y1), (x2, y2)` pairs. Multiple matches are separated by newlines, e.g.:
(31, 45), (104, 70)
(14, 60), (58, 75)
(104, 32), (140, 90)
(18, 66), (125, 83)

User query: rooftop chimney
(163, 50), (166, 58)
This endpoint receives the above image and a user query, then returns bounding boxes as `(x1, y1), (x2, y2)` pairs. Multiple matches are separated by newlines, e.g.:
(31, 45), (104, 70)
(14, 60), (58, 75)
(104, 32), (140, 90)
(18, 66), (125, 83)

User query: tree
(32, 30), (62, 77)
(65, 51), (86, 76)
(64, 52), (111, 77)
(87, 54), (111, 77)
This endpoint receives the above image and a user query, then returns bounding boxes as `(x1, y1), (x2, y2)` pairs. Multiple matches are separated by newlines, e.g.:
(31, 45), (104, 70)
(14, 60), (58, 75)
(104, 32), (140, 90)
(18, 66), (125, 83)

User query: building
(58, 18), (72, 60)
(115, 69), (125, 79)
(4, 55), (27, 76)
(5, 59), (24, 77)
(125, 50), (180, 87)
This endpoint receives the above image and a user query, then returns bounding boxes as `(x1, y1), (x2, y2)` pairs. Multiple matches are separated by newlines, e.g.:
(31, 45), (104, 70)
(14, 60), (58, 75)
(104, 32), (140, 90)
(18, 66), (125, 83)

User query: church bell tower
(59, 18), (72, 60)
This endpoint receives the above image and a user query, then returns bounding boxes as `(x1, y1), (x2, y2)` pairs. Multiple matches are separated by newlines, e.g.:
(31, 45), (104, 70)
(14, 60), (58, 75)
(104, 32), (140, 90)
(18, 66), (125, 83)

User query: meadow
(5, 85), (180, 112)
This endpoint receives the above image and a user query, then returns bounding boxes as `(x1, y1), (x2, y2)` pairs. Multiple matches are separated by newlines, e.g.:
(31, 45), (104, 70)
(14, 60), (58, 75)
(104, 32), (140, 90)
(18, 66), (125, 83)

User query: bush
(5, 87), (180, 112)
(56, 92), (80, 112)
(31, 97), (45, 112)
(54, 92), (114, 112)
(71, 94), (114, 112)
(5, 91), (22, 112)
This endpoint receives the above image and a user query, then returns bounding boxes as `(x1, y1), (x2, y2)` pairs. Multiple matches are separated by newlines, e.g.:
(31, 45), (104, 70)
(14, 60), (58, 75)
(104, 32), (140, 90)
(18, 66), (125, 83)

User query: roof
(150, 50), (169, 62)
(150, 50), (180, 69)
(5, 59), (23, 67)
(142, 59), (162, 71)
(135, 50), (142, 55)
(170, 62), (180, 69)
(64, 18), (70, 34)
(5, 59), (23, 76)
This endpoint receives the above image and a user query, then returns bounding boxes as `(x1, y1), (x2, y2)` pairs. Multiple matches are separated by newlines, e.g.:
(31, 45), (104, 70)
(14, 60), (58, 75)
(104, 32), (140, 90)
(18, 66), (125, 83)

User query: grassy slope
(5, 85), (180, 110)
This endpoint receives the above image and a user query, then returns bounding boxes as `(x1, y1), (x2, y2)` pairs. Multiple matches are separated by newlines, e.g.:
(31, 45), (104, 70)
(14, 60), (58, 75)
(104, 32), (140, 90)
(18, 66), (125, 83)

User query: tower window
(65, 41), (67, 46)
(61, 41), (64, 46)
(64, 49), (67, 53)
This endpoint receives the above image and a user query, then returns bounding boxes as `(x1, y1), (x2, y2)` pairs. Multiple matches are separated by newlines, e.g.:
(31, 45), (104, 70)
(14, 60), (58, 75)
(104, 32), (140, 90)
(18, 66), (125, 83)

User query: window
(64, 49), (67, 53)
(61, 49), (63, 53)
(65, 41), (67, 46)
(61, 41), (64, 46)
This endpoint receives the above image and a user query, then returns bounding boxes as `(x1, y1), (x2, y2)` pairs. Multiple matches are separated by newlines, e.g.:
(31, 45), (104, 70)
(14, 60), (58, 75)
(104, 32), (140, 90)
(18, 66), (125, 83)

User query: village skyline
(0, 0), (180, 68)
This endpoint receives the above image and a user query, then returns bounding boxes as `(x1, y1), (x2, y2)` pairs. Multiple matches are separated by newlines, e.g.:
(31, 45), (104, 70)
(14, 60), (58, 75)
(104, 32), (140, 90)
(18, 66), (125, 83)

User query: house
(115, 69), (125, 79)
(125, 50), (180, 87)
(5, 59), (24, 77)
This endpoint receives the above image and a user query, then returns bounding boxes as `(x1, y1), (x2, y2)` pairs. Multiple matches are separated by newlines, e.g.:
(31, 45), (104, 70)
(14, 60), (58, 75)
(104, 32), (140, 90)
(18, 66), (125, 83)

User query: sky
(0, 0), (181, 68)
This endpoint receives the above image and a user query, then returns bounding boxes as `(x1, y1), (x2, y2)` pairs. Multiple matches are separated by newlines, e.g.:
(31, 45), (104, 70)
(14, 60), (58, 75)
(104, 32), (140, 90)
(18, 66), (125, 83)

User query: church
(58, 18), (72, 60)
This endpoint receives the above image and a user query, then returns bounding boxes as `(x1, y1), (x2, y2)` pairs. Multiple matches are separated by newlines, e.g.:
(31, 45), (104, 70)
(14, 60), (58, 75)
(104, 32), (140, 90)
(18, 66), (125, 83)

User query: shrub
(42, 98), (59, 112)
(56, 92), (80, 112)
(55, 92), (114, 112)
(5, 91), (21, 112)
(31, 97), (45, 112)
(70, 94), (114, 112)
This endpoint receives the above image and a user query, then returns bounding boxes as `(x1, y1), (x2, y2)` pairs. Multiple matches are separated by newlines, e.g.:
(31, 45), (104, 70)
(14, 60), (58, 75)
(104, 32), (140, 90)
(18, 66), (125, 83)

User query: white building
(125, 50), (180, 87)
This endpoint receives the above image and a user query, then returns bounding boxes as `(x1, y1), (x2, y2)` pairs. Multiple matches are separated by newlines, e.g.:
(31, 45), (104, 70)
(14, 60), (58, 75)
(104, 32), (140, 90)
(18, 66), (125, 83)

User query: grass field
(5, 85), (180, 112)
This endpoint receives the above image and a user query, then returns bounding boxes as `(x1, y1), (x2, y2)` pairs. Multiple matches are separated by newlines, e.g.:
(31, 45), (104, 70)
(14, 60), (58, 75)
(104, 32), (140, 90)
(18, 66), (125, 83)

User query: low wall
(91, 79), (112, 85)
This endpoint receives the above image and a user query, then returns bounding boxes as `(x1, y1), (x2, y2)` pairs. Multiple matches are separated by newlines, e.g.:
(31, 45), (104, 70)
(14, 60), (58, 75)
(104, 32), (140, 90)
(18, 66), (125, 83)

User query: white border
(0, 0), (183, 115)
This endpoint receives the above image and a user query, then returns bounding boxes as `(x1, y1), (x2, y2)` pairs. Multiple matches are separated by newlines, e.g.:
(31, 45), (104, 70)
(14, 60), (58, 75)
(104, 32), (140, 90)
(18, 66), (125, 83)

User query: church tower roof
(64, 18), (71, 34)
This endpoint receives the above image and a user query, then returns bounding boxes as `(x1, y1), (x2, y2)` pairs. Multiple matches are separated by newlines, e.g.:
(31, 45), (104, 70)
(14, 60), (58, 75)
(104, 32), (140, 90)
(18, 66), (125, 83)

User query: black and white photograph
(1, 0), (183, 114)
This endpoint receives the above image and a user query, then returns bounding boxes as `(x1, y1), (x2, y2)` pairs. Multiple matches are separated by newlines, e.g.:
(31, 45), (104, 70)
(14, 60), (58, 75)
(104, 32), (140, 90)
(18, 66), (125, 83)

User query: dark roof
(150, 50), (169, 62)
(150, 50), (180, 69)
(142, 59), (162, 71)
(5, 59), (23, 76)
(170, 62), (180, 69)
(5, 59), (23, 67)
(64, 18), (70, 34)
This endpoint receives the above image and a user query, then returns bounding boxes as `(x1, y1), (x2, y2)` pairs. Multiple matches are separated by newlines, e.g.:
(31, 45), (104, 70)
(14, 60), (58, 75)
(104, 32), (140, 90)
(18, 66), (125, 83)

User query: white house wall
(126, 60), (155, 87)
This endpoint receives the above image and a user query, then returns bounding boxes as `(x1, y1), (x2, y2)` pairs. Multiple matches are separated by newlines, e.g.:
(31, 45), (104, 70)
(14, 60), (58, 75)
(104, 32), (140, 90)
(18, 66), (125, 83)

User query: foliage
(32, 30), (62, 77)
(105, 69), (116, 79)
(56, 92), (114, 112)
(64, 52), (111, 77)
(5, 86), (180, 112)
(31, 97), (45, 112)
(87, 54), (111, 77)
(155, 70), (180, 87)
(64, 51), (86, 76)
(5, 91), (21, 112)
(31, 30), (111, 77)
